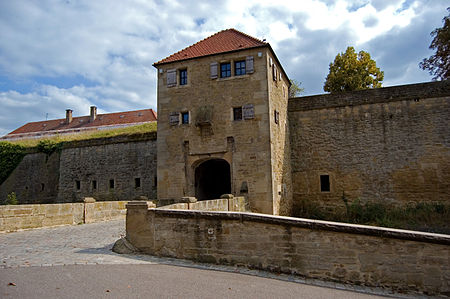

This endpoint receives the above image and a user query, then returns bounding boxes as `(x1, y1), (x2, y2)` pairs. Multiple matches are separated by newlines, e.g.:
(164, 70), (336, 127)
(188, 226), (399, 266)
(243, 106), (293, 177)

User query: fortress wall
(288, 81), (450, 211)
(0, 132), (157, 204)
(0, 151), (60, 204)
(125, 204), (450, 296)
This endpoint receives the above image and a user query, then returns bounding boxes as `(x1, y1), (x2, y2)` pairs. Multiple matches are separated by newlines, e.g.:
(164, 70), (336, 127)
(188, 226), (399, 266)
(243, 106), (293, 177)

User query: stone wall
(0, 150), (60, 204)
(124, 203), (450, 296)
(157, 197), (247, 212)
(0, 200), (135, 232)
(0, 132), (157, 204)
(288, 80), (450, 211)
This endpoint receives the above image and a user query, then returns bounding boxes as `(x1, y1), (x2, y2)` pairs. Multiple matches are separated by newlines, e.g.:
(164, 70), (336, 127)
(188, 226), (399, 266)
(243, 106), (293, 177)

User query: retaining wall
(124, 202), (450, 296)
(0, 200), (138, 232)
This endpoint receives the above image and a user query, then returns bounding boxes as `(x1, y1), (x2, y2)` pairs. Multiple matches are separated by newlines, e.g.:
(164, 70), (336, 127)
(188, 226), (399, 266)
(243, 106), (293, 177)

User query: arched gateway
(194, 159), (231, 201)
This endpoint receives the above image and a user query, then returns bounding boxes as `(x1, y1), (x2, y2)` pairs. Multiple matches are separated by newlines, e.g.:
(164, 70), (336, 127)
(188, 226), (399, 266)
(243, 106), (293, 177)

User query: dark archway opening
(195, 159), (231, 201)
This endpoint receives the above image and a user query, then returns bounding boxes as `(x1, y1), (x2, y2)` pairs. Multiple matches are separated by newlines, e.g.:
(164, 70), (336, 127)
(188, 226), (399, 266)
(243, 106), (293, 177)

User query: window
(92, 180), (97, 190)
(220, 62), (231, 78)
(274, 110), (279, 124)
(320, 175), (330, 192)
(233, 107), (243, 121)
(41, 183), (45, 191)
(135, 178), (141, 188)
(235, 60), (246, 76)
(181, 112), (189, 124)
(180, 69), (187, 85)
(109, 179), (115, 189)
(76, 180), (81, 190)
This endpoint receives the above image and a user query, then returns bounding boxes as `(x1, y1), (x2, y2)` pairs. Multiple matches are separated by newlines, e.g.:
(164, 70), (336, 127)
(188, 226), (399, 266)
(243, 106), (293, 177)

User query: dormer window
(220, 62), (231, 78)
(235, 60), (246, 76)
(180, 69), (187, 85)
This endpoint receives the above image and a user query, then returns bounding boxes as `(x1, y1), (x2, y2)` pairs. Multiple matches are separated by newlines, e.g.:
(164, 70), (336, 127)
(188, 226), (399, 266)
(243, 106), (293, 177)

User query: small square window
(220, 62), (231, 78)
(233, 107), (243, 121)
(135, 178), (141, 188)
(320, 175), (330, 192)
(180, 69), (187, 85)
(109, 179), (115, 189)
(181, 112), (189, 124)
(235, 60), (246, 76)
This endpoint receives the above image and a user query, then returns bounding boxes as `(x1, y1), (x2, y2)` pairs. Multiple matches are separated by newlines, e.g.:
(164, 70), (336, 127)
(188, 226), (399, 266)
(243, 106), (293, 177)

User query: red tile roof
(6, 109), (157, 136)
(153, 29), (267, 66)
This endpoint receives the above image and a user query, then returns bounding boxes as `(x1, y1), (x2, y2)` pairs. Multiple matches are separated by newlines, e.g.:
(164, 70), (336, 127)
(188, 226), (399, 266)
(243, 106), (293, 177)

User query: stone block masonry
(0, 199), (143, 232)
(0, 132), (157, 204)
(123, 204), (450, 296)
(288, 80), (450, 211)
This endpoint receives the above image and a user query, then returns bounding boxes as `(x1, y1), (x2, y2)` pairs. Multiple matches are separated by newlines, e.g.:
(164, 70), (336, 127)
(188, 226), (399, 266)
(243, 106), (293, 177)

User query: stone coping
(150, 209), (450, 245)
(288, 80), (450, 112)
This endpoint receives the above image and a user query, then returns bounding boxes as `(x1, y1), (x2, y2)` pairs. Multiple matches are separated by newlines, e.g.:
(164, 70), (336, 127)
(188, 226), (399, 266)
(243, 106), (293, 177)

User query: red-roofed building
(1, 106), (157, 141)
(154, 28), (292, 215)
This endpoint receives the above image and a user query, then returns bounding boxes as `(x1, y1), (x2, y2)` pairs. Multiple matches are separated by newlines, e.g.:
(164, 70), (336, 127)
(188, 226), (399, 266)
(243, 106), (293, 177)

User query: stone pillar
(125, 201), (156, 253)
(83, 197), (96, 224)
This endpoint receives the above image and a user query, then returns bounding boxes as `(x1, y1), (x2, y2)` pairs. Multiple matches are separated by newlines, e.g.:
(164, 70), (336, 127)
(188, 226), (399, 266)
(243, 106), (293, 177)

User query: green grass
(8, 122), (157, 148)
(293, 199), (450, 234)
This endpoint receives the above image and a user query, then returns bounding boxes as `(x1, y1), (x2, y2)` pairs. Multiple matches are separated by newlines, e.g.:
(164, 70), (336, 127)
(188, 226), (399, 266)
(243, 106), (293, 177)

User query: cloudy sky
(0, 0), (448, 136)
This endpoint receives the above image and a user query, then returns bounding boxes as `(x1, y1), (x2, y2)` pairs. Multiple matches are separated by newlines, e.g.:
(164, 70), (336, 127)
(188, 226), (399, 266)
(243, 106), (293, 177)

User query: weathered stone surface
(112, 237), (138, 254)
(124, 208), (450, 296)
(0, 201), (130, 232)
(289, 80), (450, 211)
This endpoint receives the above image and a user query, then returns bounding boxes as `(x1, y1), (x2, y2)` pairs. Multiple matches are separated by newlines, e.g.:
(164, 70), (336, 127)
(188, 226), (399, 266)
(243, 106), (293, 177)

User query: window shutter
(169, 112), (179, 125)
(167, 69), (176, 87)
(246, 56), (254, 74)
(210, 62), (218, 79)
(243, 104), (255, 120)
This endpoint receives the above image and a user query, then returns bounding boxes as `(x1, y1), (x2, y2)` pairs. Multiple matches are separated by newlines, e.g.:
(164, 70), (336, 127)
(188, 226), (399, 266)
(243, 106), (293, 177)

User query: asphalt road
(0, 220), (391, 298)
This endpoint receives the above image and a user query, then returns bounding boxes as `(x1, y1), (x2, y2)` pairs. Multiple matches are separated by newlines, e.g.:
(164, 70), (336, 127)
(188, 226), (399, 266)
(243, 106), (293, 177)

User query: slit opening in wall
(92, 180), (97, 190)
(76, 180), (81, 190)
(320, 175), (330, 192)
(109, 179), (115, 189)
(135, 178), (141, 188)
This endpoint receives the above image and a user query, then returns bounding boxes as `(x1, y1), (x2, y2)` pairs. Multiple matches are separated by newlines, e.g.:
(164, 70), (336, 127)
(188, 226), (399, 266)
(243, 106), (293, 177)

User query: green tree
(324, 46), (384, 92)
(419, 8), (450, 80)
(289, 79), (304, 98)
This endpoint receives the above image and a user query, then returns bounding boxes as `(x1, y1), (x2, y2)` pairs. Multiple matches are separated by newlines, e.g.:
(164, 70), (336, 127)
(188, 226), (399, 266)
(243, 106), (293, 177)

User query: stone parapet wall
(288, 80), (450, 112)
(157, 197), (247, 212)
(124, 205), (450, 296)
(0, 200), (136, 232)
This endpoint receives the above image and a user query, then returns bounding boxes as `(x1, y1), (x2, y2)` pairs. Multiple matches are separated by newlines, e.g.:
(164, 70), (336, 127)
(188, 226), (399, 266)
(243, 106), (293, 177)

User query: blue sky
(0, 0), (448, 136)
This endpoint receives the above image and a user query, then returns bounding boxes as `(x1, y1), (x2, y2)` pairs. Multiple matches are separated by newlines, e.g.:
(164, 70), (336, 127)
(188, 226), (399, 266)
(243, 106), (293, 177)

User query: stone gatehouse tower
(153, 29), (292, 214)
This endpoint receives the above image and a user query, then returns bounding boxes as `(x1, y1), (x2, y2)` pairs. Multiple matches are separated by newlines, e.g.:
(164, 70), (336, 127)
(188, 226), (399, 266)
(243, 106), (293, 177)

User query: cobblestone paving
(0, 220), (400, 297)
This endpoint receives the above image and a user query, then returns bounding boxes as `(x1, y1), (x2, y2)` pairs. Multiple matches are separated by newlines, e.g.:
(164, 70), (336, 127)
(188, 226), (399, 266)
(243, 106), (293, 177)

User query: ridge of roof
(153, 28), (268, 66)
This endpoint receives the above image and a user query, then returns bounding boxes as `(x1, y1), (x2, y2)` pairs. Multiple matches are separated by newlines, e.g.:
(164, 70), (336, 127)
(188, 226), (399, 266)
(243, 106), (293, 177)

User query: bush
(0, 142), (25, 185)
(36, 139), (63, 156)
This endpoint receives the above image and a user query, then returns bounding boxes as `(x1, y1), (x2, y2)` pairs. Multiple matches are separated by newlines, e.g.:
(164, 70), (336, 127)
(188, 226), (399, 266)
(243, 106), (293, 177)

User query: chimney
(66, 109), (73, 124)
(90, 106), (97, 122)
